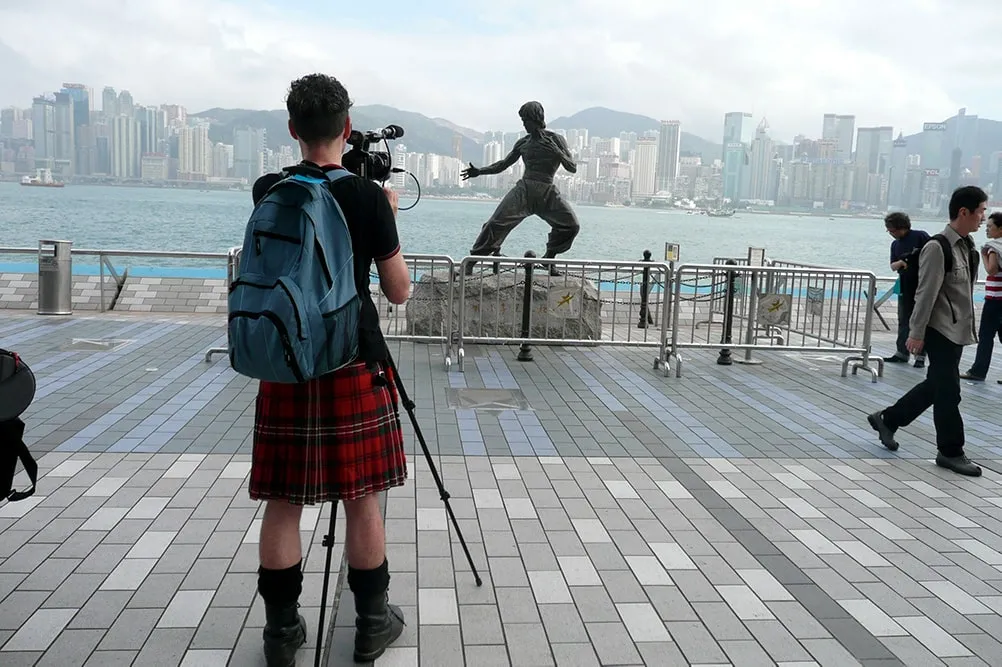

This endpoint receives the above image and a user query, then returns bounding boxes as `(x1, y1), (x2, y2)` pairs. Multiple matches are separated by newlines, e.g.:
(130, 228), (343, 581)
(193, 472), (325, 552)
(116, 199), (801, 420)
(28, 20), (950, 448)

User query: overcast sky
(0, 0), (991, 142)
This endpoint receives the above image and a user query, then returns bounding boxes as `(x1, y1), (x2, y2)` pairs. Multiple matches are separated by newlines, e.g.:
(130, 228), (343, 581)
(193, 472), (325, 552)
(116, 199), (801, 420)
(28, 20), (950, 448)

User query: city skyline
(0, 0), (997, 142)
(1, 81), (989, 149)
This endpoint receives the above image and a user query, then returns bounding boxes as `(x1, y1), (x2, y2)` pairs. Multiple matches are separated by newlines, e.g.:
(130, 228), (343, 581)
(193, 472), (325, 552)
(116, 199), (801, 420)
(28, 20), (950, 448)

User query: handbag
(0, 349), (37, 502)
(0, 348), (35, 421)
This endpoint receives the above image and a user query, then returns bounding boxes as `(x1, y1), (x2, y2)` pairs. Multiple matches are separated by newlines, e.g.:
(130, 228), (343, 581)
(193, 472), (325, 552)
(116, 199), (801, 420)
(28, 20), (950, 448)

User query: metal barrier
(369, 254), (456, 369)
(454, 254), (673, 373)
(666, 263), (881, 382)
(203, 247), (243, 362)
(698, 247), (766, 328)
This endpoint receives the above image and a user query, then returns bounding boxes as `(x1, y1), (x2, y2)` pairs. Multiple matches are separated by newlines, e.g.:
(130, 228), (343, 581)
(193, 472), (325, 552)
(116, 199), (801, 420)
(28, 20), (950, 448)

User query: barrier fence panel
(455, 254), (672, 373)
(667, 262), (881, 382)
(204, 247), (243, 362)
(369, 254), (456, 369)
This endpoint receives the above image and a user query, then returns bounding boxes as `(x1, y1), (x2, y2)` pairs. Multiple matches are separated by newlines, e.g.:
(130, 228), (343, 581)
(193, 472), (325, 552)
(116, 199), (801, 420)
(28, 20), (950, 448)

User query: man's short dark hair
(948, 185), (988, 221)
(286, 74), (352, 146)
(884, 211), (911, 231)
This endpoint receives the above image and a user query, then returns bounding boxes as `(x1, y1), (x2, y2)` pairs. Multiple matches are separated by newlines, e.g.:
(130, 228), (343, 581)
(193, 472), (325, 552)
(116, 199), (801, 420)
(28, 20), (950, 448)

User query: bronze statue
(461, 101), (580, 276)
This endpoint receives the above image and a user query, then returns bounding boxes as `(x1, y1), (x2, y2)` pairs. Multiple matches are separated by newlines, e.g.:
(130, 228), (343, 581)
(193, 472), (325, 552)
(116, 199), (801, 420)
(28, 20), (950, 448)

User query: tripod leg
(382, 353), (483, 587)
(314, 499), (339, 667)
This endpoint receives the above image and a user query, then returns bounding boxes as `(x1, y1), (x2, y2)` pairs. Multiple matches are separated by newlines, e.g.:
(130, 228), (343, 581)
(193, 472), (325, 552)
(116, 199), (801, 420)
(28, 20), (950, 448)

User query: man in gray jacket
(868, 186), (986, 477)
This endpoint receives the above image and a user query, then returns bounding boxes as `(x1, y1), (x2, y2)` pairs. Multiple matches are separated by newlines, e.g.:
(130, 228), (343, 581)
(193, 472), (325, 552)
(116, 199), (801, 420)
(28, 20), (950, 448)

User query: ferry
(20, 168), (65, 188)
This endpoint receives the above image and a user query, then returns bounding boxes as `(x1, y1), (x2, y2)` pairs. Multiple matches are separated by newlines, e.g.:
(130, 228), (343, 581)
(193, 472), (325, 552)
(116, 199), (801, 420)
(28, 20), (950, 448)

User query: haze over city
(0, 0), (996, 140)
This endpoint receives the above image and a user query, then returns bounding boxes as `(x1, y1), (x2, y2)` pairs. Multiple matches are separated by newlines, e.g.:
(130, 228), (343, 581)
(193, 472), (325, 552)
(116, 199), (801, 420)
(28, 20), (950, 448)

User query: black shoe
(353, 591), (405, 662)
(936, 454), (982, 477)
(913, 358), (925, 369)
(263, 602), (307, 667)
(883, 355), (908, 363)
(867, 412), (899, 451)
(960, 371), (985, 381)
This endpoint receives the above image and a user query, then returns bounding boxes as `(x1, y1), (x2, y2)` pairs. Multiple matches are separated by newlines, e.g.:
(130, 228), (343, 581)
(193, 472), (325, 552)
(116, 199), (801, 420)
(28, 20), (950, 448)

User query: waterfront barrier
(666, 262), (881, 382)
(1, 241), (896, 382)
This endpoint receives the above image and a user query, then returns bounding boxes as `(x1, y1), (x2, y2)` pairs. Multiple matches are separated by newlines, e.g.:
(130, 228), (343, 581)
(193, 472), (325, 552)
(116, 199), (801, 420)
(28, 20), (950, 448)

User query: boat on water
(706, 208), (735, 218)
(20, 168), (65, 188)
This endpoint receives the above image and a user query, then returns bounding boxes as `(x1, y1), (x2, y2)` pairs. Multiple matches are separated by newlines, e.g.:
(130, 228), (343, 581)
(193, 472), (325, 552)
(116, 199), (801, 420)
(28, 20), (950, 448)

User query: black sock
(258, 560), (303, 607)
(347, 558), (389, 597)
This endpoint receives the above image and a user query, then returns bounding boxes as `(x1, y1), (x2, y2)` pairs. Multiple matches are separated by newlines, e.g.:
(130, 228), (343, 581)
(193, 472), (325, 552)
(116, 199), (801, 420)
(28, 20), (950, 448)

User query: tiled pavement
(1, 311), (1002, 667)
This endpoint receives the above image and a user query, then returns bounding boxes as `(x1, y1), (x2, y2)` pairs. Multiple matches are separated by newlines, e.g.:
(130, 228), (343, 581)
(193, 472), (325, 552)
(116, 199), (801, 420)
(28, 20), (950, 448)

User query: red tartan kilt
(249, 360), (407, 504)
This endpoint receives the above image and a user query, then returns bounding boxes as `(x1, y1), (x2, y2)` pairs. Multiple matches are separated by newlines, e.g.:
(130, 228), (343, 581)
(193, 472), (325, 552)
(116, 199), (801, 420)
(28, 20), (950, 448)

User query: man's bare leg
(343, 493), (405, 662)
(257, 500), (307, 667)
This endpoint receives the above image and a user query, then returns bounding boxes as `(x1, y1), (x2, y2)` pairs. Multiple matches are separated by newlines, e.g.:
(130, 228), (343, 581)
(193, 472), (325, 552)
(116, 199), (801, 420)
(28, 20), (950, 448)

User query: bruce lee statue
(460, 101), (581, 276)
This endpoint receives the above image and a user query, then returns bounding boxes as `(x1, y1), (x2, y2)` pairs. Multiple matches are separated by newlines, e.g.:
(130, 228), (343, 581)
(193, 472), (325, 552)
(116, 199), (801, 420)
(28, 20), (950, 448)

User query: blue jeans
(968, 298), (1002, 377)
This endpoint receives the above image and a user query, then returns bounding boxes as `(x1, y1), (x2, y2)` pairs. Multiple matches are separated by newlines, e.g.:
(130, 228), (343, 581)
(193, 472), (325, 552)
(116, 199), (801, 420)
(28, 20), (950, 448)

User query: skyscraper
(822, 113), (855, 162)
(855, 126), (894, 175)
(631, 137), (658, 197)
(748, 118), (774, 201)
(111, 115), (140, 178)
(722, 112), (753, 202)
(31, 96), (55, 164)
(887, 133), (909, 207)
(654, 120), (680, 193)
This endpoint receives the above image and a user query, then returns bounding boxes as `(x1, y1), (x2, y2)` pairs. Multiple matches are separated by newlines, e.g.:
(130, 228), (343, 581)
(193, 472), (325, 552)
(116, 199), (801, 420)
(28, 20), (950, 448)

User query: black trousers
(882, 327), (965, 457)
(470, 179), (580, 258)
(894, 295), (925, 359)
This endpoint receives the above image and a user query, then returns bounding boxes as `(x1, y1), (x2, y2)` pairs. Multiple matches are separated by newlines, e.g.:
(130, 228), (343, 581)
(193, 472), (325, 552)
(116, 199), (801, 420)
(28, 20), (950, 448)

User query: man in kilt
(248, 74), (412, 666)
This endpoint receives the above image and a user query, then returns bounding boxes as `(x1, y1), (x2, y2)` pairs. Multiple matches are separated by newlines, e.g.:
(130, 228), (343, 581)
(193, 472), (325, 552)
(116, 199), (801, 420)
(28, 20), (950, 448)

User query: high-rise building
(822, 113), (855, 162)
(102, 87), (118, 118)
(111, 115), (140, 178)
(0, 107), (22, 139)
(887, 133), (910, 207)
(31, 96), (55, 165)
(748, 118), (774, 201)
(233, 127), (267, 181)
(53, 92), (75, 168)
(654, 120), (681, 193)
(631, 137), (658, 197)
(855, 126), (893, 175)
(722, 112), (753, 202)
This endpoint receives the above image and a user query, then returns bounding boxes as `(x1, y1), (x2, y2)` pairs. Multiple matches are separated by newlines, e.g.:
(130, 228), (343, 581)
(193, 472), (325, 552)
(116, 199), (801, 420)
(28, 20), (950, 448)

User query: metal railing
(454, 254), (672, 373)
(369, 254), (456, 369)
(203, 247), (243, 363)
(666, 262), (881, 382)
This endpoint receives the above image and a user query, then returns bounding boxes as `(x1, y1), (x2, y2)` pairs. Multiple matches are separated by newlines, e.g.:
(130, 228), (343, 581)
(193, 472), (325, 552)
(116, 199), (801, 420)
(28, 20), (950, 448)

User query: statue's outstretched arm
(478, 138), (525, 175)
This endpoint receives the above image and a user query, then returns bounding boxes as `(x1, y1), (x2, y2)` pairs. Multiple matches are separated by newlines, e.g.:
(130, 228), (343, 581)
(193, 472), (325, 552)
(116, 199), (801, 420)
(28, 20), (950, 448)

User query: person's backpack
(1, 349), (37, 503)
(228, 165), (361, 383)
(898, 234), (979, 299)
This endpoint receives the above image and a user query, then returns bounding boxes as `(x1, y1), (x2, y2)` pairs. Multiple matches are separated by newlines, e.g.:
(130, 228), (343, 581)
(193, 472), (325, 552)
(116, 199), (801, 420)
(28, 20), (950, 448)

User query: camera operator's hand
(461, 163), (480, 180)
(383, 187), (399, 217)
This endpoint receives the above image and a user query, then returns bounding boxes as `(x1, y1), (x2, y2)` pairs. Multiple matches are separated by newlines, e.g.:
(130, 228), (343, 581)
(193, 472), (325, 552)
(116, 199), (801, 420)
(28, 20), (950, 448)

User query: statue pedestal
(406, 272), (603, 341)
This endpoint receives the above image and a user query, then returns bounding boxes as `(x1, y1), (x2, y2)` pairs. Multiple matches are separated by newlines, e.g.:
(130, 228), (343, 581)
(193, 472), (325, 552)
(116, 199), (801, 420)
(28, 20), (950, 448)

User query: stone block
(407, 272), (603, 340)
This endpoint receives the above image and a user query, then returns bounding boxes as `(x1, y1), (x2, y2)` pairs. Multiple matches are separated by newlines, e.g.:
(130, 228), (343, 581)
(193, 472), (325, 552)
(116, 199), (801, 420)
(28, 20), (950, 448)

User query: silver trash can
(37, 239), (73, 316)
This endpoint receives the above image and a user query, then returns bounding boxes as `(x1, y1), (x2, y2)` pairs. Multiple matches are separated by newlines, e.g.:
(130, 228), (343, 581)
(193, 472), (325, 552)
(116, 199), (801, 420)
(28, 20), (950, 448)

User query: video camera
(342, 124), (405, 182)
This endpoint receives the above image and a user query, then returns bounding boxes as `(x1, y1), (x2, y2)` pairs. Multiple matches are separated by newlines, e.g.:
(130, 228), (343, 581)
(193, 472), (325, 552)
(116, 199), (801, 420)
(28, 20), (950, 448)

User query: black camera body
(342, 124), (404, 182)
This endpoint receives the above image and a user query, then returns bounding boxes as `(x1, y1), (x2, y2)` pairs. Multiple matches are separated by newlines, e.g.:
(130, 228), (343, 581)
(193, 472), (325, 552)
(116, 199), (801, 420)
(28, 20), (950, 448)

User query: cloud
(0, 0), (991, 142)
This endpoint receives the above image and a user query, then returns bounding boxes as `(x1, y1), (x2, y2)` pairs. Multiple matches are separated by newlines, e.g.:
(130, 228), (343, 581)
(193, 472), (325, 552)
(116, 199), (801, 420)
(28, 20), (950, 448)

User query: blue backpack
(228, 166), (361, 383)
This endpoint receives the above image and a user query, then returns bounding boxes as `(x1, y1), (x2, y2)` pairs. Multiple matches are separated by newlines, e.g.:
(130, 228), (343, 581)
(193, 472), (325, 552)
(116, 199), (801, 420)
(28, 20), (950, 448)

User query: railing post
(717, 259), (738, 365)
(637, 249), (654, 328)
(517, 250), (536, 362)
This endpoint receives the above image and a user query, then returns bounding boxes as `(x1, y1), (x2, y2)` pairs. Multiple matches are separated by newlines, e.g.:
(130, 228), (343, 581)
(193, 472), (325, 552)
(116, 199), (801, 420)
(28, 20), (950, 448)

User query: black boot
(348, 560), (405, 663)
(263, 602), (307, 667)
(353, 590), (405, 662)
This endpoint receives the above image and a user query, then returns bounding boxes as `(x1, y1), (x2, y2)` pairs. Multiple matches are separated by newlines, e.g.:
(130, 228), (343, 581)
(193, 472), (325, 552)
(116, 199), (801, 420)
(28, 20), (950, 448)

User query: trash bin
(37, 239), (73, 316)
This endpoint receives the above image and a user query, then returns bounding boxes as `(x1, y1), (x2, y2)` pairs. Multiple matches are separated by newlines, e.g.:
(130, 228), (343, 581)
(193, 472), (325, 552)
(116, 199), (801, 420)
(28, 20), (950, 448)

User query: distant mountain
(191, 104), (725, 162)
(191, 105), (481, 161)
(550, 107), (722, 159)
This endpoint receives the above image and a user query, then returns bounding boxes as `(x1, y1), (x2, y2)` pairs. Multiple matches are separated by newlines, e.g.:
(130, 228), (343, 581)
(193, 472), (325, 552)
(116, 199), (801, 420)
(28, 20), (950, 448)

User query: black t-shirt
(252, 161), (400, 362)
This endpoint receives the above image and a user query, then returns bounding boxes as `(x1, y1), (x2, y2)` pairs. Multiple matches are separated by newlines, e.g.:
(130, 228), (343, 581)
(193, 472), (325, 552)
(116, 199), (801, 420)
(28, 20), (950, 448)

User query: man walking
(883, 211), (929, 368)
(248, 74), (411, 665)
(868, 185), (986, 477)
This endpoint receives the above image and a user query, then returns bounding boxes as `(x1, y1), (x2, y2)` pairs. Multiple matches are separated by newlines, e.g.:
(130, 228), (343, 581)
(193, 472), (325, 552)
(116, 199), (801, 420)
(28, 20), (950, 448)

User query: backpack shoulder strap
(932, 234), (953, 274)
(323, 167), (355, 185)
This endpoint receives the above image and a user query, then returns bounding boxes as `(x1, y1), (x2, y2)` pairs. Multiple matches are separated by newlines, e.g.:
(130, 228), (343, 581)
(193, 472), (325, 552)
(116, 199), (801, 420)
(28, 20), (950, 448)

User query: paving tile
(2, 608), (76, 651)
(896, 615), (974, 658)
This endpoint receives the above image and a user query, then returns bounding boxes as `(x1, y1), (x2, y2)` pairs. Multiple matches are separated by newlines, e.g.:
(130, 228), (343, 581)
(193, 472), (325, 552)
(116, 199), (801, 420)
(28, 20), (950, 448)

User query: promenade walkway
(1, 311), (1000, 666)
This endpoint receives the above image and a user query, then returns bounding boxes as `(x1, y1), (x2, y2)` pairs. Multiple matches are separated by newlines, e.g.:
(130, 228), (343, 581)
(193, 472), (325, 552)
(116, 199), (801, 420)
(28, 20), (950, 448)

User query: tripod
(314, 350), (483, 666)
